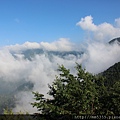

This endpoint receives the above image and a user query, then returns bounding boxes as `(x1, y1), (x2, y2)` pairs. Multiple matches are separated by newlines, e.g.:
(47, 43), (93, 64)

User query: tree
(31, 64), (100, 116)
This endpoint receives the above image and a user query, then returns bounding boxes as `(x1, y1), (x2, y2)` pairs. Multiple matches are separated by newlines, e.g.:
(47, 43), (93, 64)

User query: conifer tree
(31, 64), (99, 115)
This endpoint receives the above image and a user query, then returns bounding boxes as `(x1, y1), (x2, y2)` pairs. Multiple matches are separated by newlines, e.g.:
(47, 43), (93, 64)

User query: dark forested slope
(101, 62), (120, 87)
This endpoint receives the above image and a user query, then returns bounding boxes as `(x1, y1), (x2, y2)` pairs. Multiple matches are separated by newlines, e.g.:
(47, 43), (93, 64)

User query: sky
(0, 0), (120, 46)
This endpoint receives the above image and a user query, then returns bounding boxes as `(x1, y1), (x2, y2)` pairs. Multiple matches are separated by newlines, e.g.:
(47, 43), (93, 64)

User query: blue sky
(0, 0), (120, 46)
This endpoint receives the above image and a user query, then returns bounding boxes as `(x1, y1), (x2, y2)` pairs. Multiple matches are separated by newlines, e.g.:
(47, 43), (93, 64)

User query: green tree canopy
(32, 64), (99, 115)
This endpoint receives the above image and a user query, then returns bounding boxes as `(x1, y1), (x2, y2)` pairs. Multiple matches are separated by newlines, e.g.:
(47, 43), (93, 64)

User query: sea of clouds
(0, 16), (120, 113)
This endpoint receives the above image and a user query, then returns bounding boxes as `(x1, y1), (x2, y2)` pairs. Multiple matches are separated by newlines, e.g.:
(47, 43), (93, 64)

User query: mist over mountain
(109, 37), (120, 45)
(0, 37), (120, 113)
(16, 49), (83, 61)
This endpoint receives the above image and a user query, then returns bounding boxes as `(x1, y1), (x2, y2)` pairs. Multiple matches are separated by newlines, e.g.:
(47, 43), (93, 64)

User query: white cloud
(24, 41), (41, 49)
(6, 38), (74, 52)
(76, 15), (97, 31)
(40, 38), (74, 51)
(82, 42), (120, 73)
(115, 18), (120, 28)
(6, 41), (41, 52)
(76, 15), (120, 41)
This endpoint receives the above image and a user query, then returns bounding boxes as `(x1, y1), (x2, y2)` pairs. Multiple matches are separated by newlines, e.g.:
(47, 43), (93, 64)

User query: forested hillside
(101, 62), (120, 87)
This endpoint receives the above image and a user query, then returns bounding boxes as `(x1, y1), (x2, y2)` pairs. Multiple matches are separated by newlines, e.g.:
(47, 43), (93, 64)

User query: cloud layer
(6, 38), (74, 52)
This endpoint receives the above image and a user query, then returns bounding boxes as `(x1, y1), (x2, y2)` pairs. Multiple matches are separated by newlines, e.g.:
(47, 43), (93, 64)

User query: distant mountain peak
(109, 37), (120, 45)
